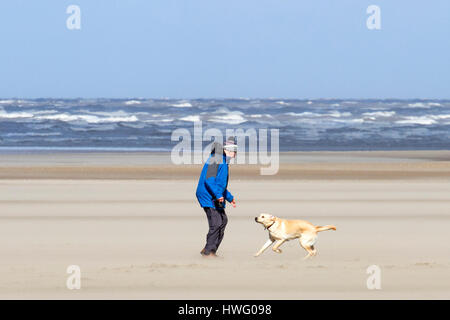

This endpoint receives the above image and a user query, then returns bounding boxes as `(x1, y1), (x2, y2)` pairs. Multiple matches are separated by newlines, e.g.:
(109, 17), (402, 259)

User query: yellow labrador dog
(254, 213), (336, 259)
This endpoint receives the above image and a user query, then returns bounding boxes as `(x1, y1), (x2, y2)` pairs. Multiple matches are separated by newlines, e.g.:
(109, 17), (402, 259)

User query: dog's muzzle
(254, 217), (258, 222)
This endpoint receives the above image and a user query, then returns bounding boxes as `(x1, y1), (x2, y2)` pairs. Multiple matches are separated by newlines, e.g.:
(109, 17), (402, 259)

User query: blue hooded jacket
(196, 152), (234, 209)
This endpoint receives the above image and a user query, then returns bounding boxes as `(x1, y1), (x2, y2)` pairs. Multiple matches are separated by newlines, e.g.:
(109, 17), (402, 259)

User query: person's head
(223, 136), (237, 158)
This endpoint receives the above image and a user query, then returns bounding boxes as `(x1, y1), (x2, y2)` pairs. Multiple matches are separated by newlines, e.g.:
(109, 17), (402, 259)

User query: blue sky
(0, 0), (449, 99)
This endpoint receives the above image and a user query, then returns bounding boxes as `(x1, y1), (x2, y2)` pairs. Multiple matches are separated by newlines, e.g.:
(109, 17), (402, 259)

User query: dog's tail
(315, 225), (337, 232)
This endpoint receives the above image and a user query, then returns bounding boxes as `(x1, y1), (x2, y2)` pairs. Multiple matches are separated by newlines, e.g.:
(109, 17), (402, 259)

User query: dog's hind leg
(272, 239), (286, 253)
(299, 239), (317, 260)
(301, 246), (316, 260)
(254, 239), (275, 257)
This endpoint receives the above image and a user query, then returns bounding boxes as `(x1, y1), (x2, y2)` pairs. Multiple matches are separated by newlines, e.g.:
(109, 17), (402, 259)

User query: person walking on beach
(196, 137), (237, 257)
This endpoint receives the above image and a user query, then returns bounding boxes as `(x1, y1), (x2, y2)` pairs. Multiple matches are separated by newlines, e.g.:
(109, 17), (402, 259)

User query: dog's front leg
(272, 239), (286, 253)
(254, 239), (275, 257)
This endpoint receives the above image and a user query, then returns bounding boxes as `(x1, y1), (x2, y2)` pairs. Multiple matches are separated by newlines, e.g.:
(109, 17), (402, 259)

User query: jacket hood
(210, 141), (224, 154)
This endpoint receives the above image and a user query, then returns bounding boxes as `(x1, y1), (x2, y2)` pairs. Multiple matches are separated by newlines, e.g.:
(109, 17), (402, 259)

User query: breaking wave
(0, 99), (449, 151)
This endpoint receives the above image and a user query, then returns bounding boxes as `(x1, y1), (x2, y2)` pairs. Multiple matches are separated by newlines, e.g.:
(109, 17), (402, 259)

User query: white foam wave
(5, 132), (61, 137)
(328, 111), (352, 117)
(0, 108), (139, 123)
(124, 100), (141, 105)
(0, 110), (34, 118)
(0, 99), (31, 105)
(285, 111), (351, 118)
(396, 116), (436, 125)
(407, 102), (443, 108)
(209, 116), (247, 124)
(35, 114), (138, 123)
(172, 102), (192, 108)
(145, 118), (174, 123)
(433, 114), (450, 119)
(362, 111), (396, 117)
(82, 110), (133, 117)
(0, 100), (15, 104)
(180, 115), (201, 122)
(411, 103), (426, 108)
(332, 118), (365, 124)
(396, 114), (450, 125)
(208, 110), (247, 124)
(285, 112), (317, 117)
(32, 110), (59, 115)
(120, 122), (146, 129)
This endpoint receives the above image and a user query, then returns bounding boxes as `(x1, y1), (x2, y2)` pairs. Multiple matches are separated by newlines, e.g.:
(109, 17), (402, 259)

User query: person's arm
(226, 190), (236, 207)
(218, 166), (236, 207)
(225, 189), (234, 203)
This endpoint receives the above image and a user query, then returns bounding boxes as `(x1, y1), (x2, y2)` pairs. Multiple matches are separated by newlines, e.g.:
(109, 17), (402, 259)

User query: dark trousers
(203, 207), (228, 254)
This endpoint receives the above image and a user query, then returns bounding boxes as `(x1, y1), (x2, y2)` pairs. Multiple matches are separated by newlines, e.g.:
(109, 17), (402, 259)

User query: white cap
(223, 137), (238, 152)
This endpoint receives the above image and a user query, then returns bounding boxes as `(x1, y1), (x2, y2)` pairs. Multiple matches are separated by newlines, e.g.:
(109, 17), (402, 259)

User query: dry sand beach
(0, 151), (449, 299)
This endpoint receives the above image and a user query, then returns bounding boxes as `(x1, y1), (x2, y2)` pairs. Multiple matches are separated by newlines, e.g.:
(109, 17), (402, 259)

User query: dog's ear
(269, 215), (276, 221)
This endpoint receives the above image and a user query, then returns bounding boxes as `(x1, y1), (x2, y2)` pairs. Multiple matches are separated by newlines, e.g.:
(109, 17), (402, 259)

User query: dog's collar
(265, 221), (275, 230)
